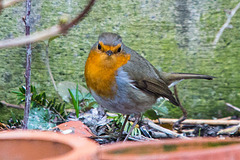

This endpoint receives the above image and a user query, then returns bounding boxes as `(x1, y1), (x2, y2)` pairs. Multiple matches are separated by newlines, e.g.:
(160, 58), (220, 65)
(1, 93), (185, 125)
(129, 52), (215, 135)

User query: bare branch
(0, 25), (62, 48)
(148, 120), (188, 139)
(154, 118), (240, 126)
(61, 0), (95, 32)
(0, 0), (2, 11)
(0, 0), (95, 49)
(226, 103), (240, 112)
(45, 42), (57, 91)
(213, 2), (240, 45)
(23, 0), (32, 130)
(0, 101), (24, 109)
(1, 0), (24, 9)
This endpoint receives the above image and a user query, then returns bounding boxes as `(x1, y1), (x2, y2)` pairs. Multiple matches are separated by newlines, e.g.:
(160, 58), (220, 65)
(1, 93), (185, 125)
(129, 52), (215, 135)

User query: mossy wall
(0, 0), (240, 119)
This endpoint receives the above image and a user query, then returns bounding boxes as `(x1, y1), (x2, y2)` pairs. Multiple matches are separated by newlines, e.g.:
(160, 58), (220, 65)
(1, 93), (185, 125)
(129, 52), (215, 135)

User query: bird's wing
(133, 78), (180, 106)
(122, 47), (179, 106)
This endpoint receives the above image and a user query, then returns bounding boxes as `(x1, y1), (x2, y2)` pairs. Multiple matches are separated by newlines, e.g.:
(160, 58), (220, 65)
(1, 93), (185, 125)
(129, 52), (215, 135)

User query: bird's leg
(123, 114), (141, 142)
(116, 114), (129, 142)
(173, 85), (187, 130)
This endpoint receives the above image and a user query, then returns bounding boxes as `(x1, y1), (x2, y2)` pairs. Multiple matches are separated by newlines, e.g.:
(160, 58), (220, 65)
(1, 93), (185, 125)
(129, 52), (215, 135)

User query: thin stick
(22, 0), (31, 130)
(123, 115), (141, 142)
(148, 120), (188, 139)
(154, 118), (240, 126)
(0, 101), (24, 109)
(0, 0), (2, 11)
(117, 115), (129, 142)
(1, 0), (23, 9)
(45, 43), (57, 91)
(226, 103), (240, 112)
(213, 2), (240, 45)
(0, 0), (95, 49)
(0, 25), (61, 49)
(60, 0), (95, 32)
(173, 85), (187, 128)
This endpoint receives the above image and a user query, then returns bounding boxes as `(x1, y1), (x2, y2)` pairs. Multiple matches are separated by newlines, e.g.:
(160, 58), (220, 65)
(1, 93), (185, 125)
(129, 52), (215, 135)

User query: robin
(84, 32), (214, 141)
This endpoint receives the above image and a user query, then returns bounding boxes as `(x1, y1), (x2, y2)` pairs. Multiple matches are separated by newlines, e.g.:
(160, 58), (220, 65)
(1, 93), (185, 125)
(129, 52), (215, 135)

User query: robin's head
(92, 32), (124, 56)
(85, 33), (130, 97)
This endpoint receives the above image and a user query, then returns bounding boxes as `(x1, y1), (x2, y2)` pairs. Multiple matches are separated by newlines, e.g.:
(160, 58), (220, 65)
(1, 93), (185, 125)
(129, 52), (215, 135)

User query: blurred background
(0, 0), (239, 121)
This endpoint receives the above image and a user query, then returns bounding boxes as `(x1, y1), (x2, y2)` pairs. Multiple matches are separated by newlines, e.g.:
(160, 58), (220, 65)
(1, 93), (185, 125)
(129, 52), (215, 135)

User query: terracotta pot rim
(101, 137), (240, 149)
(99, 137), (240, 160)
(0, 130), (98, 160)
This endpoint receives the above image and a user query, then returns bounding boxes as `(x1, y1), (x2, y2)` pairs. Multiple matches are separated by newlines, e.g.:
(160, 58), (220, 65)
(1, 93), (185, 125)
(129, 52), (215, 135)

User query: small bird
(84, 32), (214, 141)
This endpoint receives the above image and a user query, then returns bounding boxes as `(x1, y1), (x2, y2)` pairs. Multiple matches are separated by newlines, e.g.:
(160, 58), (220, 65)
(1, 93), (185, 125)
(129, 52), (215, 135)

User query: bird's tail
(164, 73), (215, 85)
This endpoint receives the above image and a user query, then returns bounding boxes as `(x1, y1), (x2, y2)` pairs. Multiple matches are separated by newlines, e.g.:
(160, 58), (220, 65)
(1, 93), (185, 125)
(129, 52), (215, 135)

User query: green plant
(12, 85), (68, 120)
(7, 110), (22, 128)
(144, 99), (168, 120)
(68, 84), (80, 118)
(68, 84), (98, 117)
(108, 114), (141, 137)
(28, 107), (57, 130)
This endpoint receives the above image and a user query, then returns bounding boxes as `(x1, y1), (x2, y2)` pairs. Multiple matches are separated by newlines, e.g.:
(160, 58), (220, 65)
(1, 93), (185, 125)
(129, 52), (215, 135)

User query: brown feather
(133, 79), (180, 106)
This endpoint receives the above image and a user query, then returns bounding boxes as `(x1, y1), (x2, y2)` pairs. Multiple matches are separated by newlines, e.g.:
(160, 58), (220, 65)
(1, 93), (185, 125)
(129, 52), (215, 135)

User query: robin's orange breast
(84, 48), (131, 98)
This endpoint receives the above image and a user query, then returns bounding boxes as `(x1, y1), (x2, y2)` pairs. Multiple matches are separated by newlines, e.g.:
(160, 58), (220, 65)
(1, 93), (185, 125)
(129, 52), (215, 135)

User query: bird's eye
(117, 46), (122, 52)
(98, 43), (101, 50)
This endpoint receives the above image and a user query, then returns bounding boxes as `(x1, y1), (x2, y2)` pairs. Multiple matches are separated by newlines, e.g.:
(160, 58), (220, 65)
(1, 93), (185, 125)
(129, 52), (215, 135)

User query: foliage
(144, 99), (168, 120)
(7, 111), (22, 128)
(107, 98), (169, 137)
(68, 84), (80, 118)
(108, 114), (141, 137)
(28, 107), (57, 130)
(12, 85), (68, 120)
(68, 84), (98, 117)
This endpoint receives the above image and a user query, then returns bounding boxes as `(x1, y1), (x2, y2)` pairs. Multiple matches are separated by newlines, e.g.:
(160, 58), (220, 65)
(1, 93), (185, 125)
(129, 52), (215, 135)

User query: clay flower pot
(0, 130), (98, 160)
(99, 138), (240, 160)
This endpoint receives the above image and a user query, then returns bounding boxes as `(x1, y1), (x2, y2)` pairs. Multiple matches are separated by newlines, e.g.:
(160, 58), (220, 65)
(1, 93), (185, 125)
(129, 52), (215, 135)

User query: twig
(45, 43), (57, 91)
(117, 114), (129, 142)
(0, 122), (9, 130)
(1, 0), (23, 9)
(0, 0), (95, 49)
(218, 116), (232, 120)
(148, 120), (188, 139)
(0, 101), (24, 109)
(154, 118), (240, 126)
(173, 85), (187, 128)
(213, 2), (240, 45)
(50, 107), (66, 122)
(0, 25), (61, 48)
(226, 103), (240, 112)
(23, 0), (32, 130)
(0, 0), (2, 12)
(60, 0), (95, 32)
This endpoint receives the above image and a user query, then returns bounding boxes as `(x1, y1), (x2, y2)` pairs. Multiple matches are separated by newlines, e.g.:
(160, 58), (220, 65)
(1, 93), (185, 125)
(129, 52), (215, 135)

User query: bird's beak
(106, 50), (113, 56)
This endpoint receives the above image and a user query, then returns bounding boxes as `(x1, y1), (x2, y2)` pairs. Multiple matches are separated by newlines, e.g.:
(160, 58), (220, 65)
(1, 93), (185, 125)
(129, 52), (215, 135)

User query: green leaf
(68, 86), (79, 118)
(75, 84), (79, 117)
(69, 89), (84, 101)
(68, 89), (76, 105)
(87, 101), (98, 108)
(19, 86), (26, 94)
(83, 92), (94, 100)
(28, 107), (56, 130)
(144, 109), (162, 120)
(57, 81), (88, 103)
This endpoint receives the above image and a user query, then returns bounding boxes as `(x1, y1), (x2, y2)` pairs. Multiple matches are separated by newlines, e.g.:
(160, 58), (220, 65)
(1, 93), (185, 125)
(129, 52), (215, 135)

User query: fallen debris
(226, 103), (240, 112)
(148, 120), (188, 139)
(217, 123), (240, 135)
(155, 118), (240, 126)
